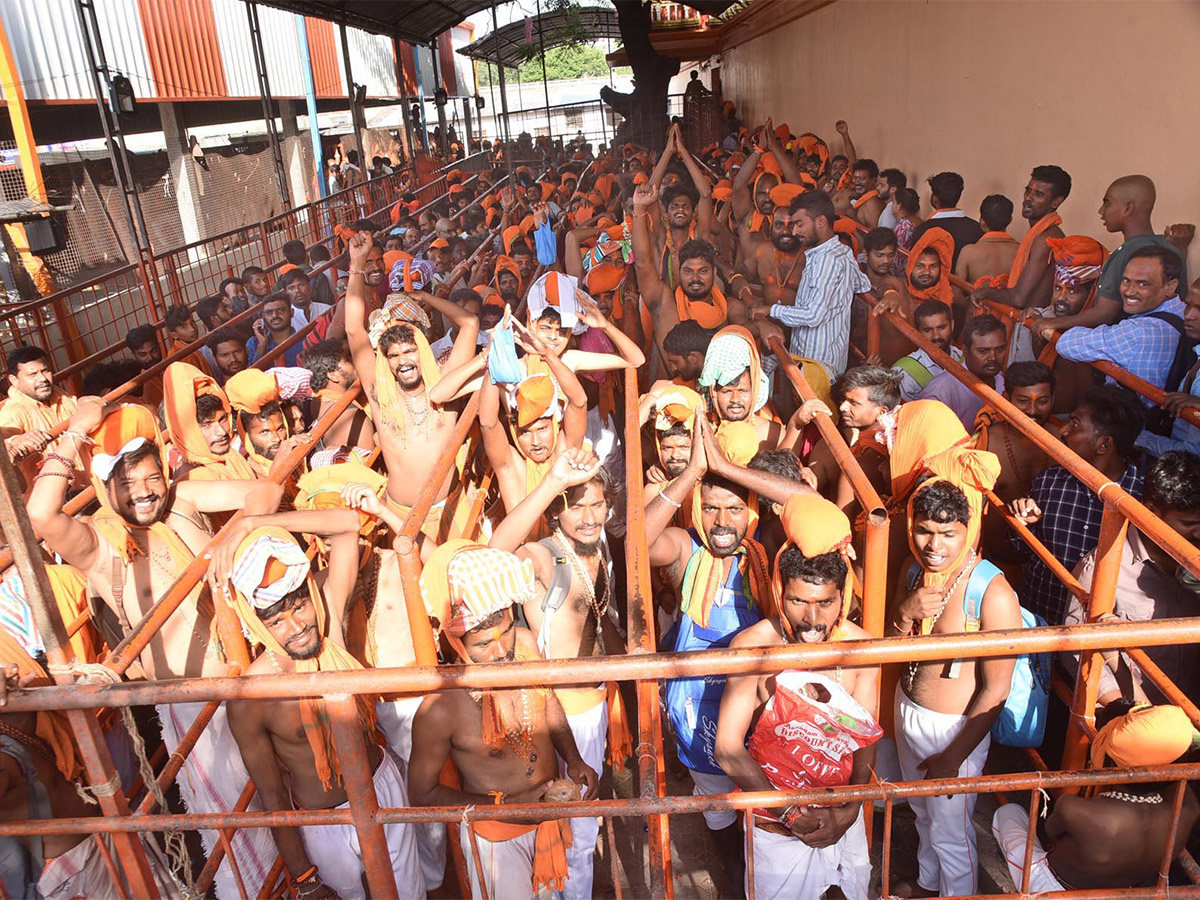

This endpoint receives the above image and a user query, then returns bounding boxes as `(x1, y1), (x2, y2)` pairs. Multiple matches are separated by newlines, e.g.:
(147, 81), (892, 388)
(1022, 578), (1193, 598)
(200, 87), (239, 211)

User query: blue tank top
(665, 530), (764, 774)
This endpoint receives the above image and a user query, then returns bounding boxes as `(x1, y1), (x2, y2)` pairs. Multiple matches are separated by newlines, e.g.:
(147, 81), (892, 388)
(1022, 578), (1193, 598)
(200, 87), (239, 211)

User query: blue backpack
(907, 559), (1051, 747)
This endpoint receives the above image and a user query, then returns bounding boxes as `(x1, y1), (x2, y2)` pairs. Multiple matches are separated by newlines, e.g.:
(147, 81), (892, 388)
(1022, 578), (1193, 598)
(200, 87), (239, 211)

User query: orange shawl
(229, 526), (378, 790)
(1008, 211), (1062, 286)
(0, 629), (81, 781)
(162, 362), (257, 480)
(674, 284), (728, 329)
(905, 227), (955, 306)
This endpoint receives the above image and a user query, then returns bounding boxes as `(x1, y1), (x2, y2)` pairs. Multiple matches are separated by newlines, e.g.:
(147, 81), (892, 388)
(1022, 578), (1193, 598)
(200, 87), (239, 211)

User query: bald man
(1038, 175), (1191, 339)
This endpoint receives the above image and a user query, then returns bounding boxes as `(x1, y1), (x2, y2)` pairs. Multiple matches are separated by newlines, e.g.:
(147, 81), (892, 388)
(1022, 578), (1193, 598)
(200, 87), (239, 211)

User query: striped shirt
(769, 235), (871, 378)
(1055, 296), (1185, 400)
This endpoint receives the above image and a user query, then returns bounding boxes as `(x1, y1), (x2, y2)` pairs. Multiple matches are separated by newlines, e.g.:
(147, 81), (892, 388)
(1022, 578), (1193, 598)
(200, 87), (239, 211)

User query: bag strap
(962, 559), (1003, 629)
(536, 537), (573, 656)
(894, 355), (935, 389)
(904, 560), (923, 593)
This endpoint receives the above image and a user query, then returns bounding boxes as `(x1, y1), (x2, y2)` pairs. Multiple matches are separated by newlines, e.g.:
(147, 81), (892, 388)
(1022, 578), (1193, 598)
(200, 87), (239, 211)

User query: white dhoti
(158, 701), (276, 900)
(991, 803), (1066, 893)
(747, 808), (871, 900)
(555, 687), (608, 900)
(458, 823), (538, 900)
(377, 695), (448, 890)
(688, 768), (738, 831)
(300, 750), (425, 900)
(39, 833), (183, 899)
(894, 686), (991, 897)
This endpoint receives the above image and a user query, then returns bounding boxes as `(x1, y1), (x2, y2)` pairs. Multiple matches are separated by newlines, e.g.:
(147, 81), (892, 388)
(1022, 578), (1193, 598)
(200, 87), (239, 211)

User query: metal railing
(1, 160), (1199, 899)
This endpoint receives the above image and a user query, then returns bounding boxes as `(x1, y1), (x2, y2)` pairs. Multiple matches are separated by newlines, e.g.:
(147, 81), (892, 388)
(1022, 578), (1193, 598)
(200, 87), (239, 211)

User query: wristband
(349, 268), (366, 276)
(293, 865), (318, 885)
(780, 804), (803, 829)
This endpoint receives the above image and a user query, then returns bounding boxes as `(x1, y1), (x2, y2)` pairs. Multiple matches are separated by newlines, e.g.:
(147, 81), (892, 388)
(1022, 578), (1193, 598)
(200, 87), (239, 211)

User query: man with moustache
(644, 417), (813, 881)
(849, 158), (886, 228)
(754, 191), (870, 381)
(748, 189), (804, 307)
(920, 314), (1007, 430)
(716, 494), (881, 900)
(976, 362), (1055, 502)
(891, 301), (966, 402)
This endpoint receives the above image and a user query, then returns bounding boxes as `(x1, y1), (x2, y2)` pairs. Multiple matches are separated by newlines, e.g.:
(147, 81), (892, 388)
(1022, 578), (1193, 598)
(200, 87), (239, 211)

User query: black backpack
(1146, 310), (1198, 435)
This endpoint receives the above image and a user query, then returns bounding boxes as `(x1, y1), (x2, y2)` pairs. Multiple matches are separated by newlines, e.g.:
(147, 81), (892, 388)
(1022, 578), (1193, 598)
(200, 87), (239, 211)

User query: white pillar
(158, 102), (203, 251)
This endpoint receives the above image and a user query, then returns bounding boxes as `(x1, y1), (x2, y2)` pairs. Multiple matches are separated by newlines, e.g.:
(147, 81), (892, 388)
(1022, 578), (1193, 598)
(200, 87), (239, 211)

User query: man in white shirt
(892, 300), (966, 401)
(276, 268), (332, 330)
(877, 168), (905, 230)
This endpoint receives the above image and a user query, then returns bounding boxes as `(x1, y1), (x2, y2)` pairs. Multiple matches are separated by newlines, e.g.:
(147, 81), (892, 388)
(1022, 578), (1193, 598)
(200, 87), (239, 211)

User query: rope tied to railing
(49, 660), (198, 896)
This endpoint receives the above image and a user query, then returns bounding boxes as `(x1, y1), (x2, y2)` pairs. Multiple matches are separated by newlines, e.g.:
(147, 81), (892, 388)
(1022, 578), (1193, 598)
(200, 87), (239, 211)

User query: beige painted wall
(721, 0), (1200, 278)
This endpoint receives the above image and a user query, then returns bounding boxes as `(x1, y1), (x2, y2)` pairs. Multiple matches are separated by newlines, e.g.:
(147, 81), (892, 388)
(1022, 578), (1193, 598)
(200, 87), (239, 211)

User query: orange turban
(225, 369), (279, 416)
(712, 179), (733, 203)
(595, 174), (618, 202)
(519, 215), (535, 234)
(430, 238), (450, 250)
(769, 183), (804, 211)
(1091, 703), (1195, 769)
(445, 169), (464, 185)
(633, 172), (649, 185)
(774, 123), (790, 141)
(540, 182), (556, 201)
(502, 225), (523, 255)
(1048, 235), (1109, 286)
(229, 526), (377, 790)
(905, 226), (955, 306)
(653, 385), (705, 434)
(759, 153), (782, 177)
(279, 263), (300, 276)
(833, 216), (862, 257)
(889, 399), (972, 504)
(513, 373), (560, 428)
(773, 494), (854, 639)
(714, 419), (761, 466)
(493, 255), (521, 288)
(584, 260), (626, 296)
(383, 249), (411, 276)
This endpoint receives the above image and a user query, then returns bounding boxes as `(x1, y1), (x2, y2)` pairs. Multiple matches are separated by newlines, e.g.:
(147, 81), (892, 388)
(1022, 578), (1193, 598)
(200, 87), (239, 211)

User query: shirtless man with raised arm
(633, 183), (748, 352)
(490, 449), (623, 900)
(27, 399), (282, 899)
(344, 229), (478, 535)
(223, 511), (423, 900)
(408, 541), (598, 900)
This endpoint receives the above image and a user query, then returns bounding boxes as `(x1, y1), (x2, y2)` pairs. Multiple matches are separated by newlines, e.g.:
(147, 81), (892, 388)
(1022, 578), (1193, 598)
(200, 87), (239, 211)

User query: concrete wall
(721, 0), (1200, 277)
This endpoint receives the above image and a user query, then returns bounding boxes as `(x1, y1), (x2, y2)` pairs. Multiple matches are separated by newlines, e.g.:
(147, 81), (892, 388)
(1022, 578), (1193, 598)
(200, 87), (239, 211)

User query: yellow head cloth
(1091, 703), (1195, 769)
(294, 461), (387, 537)
(228, 526), (377, 790)
(226, 369), (285, 473)
(772, 494), (853, 640)
(162, 362), (256, 479)
(373, 325), (442, 438)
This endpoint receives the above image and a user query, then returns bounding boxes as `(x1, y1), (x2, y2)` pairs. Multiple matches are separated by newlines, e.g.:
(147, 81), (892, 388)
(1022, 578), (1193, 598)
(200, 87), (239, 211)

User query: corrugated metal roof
(0, 0), (154, 103)
(346, 26), (398, 98)
(211, 0), (309, 98)
(251, 0), (490, 45)
(137, 0), (229, 100)
(303, 15), (344, 97)
(458, 7), (622, 70)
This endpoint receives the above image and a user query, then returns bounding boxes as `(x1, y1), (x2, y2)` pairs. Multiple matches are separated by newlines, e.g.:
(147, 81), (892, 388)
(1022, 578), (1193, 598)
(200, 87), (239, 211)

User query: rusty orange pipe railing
(622, 366), (673, 897)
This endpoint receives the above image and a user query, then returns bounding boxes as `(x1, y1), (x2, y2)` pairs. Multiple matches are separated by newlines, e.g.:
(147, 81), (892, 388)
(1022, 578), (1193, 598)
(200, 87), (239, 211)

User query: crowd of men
(0, 101), (1197, 900)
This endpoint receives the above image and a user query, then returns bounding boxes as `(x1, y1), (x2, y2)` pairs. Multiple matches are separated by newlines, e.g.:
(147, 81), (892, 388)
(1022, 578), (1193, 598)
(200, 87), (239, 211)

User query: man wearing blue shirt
(1056, 245), (1184, 398)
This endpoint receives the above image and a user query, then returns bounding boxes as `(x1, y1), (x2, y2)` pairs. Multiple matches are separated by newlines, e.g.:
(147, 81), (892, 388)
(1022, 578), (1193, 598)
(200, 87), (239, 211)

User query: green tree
(477, 43), (625, 87)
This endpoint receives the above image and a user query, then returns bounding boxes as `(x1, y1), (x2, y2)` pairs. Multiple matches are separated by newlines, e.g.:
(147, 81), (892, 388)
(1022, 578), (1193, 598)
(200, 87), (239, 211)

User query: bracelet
(34, 471), (71, 483)
(890, 619), (913, 634)
(293, 865), (318, 885)
(658, 491), (682, 510)
(41, 453), (74, 471)
(349, 269), (366, 276)
(780, 804), (802, 828)
(489, 790), (505, 805)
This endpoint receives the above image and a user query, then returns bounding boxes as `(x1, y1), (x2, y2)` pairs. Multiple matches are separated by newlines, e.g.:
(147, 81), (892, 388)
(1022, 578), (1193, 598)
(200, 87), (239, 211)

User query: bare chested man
(490, 449), (623, 900)
(992, 700), (1199, 892)
(301, 340), (376, 453)
(409, 542), (598, 900)
(954, 194), (1019, 284)
(224, 518), (423, 900)
(748, 201), (805, 307)
(648, 123), (714, 288)
(969, 166), (1071, 315)
(886, 475), (1021, 897)
(716, 494), (880, 900)
(849, 158), (886, 227)
(345, 230), (478, 539)
(27, 400), (281, 898)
